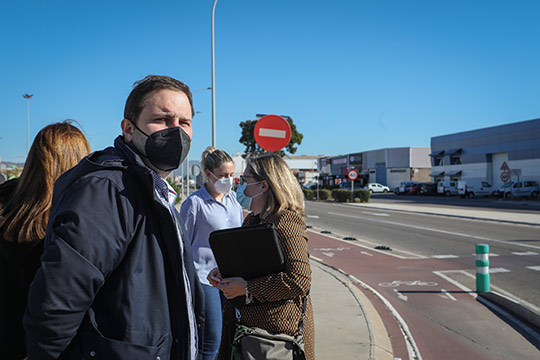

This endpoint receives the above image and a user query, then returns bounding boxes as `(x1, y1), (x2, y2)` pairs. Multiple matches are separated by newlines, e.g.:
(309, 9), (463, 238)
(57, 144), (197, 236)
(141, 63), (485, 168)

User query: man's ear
(121, 119), (134, 142)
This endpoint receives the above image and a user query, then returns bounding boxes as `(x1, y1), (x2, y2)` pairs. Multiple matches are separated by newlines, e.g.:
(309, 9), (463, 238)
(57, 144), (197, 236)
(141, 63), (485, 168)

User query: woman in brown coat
(208, 153), (314, 360)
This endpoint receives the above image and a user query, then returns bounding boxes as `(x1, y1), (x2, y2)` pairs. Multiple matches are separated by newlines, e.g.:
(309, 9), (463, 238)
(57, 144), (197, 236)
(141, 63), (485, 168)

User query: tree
(239, 116), (303, 157)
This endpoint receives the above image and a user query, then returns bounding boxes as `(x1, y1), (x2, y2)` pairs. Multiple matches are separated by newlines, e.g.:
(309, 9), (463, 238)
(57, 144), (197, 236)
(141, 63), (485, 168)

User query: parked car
(507, 180), (539, 198)
(397, 181), (419, 195)
(457, 180), (493, 198)
(492, 181), (515, 198)
(339, 181), (361, 190)
(408, 182), (425, 195)
(364, 183), (390, 193)
(303, 183), (319, 190)
(437, 181), (458, 196)
(419, 183), (438, 195)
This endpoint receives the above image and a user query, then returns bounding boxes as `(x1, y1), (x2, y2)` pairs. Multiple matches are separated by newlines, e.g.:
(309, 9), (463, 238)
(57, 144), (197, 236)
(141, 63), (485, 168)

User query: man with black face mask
(24, 75), (205, 360)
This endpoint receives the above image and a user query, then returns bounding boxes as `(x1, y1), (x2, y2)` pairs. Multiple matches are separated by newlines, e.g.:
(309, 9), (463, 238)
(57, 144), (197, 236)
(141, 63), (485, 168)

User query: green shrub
(331, 189), (349, 202)
(354, 189), (371, 203)
(302, 188), (315, 200)
(319, 189), (331, 200)
(331, 189), (371, 203)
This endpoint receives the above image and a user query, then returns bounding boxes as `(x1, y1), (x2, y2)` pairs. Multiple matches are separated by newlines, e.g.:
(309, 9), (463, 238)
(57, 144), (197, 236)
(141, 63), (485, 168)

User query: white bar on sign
(259, 128), (286, 138)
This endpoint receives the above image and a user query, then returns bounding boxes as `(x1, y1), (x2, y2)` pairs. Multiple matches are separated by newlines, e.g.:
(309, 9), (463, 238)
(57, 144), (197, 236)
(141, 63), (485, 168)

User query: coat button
(90, 351), (96, 357)
(156, 357), (161, 360)
(175, 338), (179, 343)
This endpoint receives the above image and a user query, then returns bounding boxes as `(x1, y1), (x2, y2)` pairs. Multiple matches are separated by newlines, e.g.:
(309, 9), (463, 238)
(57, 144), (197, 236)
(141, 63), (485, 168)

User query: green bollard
(476, 243), (490, 293)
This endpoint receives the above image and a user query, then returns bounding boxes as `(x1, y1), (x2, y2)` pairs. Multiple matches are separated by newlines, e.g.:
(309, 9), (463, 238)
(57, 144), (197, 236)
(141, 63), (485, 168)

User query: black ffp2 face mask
(130, 121), (191, 172)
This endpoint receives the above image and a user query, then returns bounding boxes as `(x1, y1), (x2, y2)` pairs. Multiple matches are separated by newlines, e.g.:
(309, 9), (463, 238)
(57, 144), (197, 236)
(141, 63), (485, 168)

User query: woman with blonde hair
(208, 152), (314, 360)
(180, 146), (243, 360)
(0, 121), (91, 359)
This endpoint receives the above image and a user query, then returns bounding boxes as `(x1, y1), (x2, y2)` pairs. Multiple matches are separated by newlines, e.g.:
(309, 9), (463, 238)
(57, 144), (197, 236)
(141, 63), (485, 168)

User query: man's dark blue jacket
(24, 137), (205, 360)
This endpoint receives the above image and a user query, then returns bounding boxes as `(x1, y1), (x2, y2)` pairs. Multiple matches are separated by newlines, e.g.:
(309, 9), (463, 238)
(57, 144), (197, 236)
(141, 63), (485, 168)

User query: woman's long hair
(0, 121), (91, 243)
(246, 153), (305, 219)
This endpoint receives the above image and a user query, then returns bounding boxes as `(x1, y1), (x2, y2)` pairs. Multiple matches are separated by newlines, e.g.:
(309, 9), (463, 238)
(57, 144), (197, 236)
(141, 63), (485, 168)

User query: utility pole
(23, 94), (33, 155)
(211, 0), (218, 147)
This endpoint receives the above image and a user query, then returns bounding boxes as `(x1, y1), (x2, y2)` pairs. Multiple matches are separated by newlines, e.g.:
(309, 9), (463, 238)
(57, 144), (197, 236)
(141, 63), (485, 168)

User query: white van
(437, 181), (458, 196)
(457, 180), (493, 198)
(508, 180), (539, 198)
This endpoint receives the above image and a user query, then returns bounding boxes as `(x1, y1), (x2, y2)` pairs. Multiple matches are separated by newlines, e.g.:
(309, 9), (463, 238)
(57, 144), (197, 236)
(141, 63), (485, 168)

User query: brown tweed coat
(217, 209), (315, 360)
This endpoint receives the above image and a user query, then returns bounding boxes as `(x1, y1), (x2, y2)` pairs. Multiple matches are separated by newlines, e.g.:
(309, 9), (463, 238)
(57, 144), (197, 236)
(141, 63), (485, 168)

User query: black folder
(209, 223), (285, 280)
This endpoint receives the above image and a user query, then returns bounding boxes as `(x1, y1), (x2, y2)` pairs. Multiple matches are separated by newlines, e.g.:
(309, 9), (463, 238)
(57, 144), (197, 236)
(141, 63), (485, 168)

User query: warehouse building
(318, 147), (431, 190)
(430, 118), (540, 187)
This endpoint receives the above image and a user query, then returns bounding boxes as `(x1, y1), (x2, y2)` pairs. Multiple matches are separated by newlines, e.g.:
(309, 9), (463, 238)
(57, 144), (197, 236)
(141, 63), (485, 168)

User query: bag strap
(297, 290), (309, 335)
(235, 288), (310, 335)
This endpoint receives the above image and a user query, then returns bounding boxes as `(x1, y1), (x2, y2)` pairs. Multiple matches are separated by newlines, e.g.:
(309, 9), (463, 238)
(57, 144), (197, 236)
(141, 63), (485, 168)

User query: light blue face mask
(236, 182), (262, 209)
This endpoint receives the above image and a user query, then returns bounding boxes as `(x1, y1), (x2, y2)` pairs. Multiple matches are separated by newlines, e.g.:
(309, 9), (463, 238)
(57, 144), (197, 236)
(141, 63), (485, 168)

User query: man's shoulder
(55, 145), (149, 199)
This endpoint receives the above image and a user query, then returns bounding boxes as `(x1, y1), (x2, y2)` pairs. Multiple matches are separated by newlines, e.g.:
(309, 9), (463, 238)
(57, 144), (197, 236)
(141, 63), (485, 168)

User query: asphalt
(310, 199), (540, 359)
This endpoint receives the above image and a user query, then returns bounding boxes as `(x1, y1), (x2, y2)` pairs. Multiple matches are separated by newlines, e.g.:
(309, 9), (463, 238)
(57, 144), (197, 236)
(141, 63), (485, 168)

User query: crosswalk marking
(526, 266), (540, 271)
(490, 267), (511, 273)
(432, 255), (459, 259)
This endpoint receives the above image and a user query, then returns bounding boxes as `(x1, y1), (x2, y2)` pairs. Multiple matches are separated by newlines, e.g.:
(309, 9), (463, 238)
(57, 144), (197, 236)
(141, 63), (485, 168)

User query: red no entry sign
(254, 115), (291, 152)
(347, 169), (358, 181)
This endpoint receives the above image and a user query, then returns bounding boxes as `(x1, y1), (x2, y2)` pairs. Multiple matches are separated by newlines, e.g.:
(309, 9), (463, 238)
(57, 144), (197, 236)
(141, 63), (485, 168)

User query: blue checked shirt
(151, 171), (198, 360)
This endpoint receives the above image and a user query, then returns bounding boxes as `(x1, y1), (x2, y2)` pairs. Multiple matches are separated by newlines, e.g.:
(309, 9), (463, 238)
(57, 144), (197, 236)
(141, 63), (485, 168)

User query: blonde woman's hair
(201, 146), (233, 180)
(246, 153), (305, 219)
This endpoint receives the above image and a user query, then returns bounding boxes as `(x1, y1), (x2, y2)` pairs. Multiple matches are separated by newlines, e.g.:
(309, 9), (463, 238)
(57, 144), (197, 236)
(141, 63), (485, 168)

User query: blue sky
(1, 0), (540, 163)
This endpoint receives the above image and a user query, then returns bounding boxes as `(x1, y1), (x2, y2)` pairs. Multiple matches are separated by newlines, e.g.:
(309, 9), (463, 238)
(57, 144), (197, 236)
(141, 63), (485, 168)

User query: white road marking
(361, 211), (390, 217)
(433, 270), (474, 294)
(349, 275), (422, 360)
(440, 289), (457, 301)
(360, 251), (374, 256)
(526, 266), (540, 271)
(432, 255), (459, 259)
(313, 247), (350, 251)
(307, 215), (320, 219)
(394, 289), (408, 301)
(434, 270), (540, 314)
(378, 280), (438, 287)
(258, 128), (286, 138)
(490, 267), (511, 273)
(512, 251), (538, 256)
(327, 211), (540, 251)
(322, 252), (334, 257)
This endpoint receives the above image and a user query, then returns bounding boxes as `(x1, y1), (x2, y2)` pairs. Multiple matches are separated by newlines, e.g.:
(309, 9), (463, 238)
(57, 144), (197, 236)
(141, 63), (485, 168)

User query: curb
(478, 291), (540, 331)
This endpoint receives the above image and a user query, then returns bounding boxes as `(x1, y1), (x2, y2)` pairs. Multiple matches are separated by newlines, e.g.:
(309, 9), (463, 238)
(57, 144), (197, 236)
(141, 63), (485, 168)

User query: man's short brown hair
(124, 75), (194, 124)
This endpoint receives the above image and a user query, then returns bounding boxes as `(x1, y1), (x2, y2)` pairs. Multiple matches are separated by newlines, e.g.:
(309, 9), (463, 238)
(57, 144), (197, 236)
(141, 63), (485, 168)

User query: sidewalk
(310, 259), (393, 360)
(344, 200), (540, 226)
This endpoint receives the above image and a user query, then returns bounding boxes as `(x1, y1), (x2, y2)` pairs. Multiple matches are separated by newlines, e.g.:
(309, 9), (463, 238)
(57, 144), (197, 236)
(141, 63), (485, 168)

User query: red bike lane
(308, 230), (538, 360)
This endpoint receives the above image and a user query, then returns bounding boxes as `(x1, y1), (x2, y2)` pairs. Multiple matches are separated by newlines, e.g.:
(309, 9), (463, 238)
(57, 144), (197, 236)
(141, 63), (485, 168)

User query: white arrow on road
(394, 289), (408, 301)
(439, 289), (457, 301)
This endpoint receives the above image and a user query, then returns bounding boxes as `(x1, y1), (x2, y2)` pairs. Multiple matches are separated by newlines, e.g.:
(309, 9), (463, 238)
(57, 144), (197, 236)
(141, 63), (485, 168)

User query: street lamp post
(23, 94), (33, 155)
(211, 0), (218, 147)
